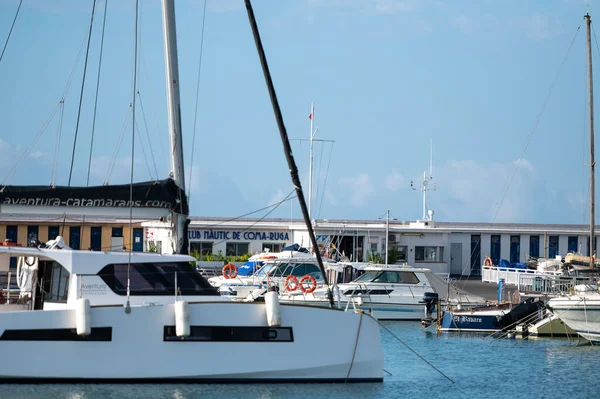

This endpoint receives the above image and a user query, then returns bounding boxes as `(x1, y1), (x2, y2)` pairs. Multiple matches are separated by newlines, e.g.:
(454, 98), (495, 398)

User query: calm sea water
(2, 321), (598, 399)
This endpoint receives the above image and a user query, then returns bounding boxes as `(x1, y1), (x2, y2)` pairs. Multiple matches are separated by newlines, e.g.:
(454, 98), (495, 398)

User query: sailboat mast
(586, 13), (595, 268)
(162, 0), (188, 253)
(308, 103), (314, 219)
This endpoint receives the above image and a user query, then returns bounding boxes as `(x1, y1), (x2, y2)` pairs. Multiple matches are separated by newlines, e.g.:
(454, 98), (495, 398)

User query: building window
(90, 227), (102, 251)
(567, 236), (578, 253)
(490, 235), (501, 265)
(510, 235), (520, 264)
(226, 242), (249, 257)
(397, 246), (408, 262)
(48, 226), (60, 241)
(190, 242), (213, 257)
(261, 243), (284, 253)
(548, 236), (559, 258)
(6, 226), (18, 270)
(415, 246), (444, 262)
(112, 227), (123, 237)
(27, 225), (39, 247)
(70, 226), (81, 250)
(470, 235), (481, 275)
(529, 235), (540, 258)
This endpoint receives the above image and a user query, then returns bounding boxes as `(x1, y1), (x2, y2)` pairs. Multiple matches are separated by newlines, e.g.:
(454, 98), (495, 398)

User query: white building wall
(558, 235), (568, 256)
(480, 234), (491, 261)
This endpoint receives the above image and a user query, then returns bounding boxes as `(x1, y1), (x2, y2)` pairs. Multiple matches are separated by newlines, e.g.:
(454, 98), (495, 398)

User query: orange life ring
(299, 275), (317, 294)
(483, 256), (493, 267)
(222, 263), (238, 279)
(284, 275), (299, 292)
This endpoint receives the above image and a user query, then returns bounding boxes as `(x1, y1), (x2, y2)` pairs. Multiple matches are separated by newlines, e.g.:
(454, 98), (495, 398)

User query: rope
(0, 0), (22, 65)
(134, 117), (153, 180)
(68, 0), (98, 187)
(51, 100), (65, 187)
(490, 19), (584, 223)
(87, 0), (109, 187)
(377, 319), (454, 383)
(188, 0), (208, 202)
(104, 105), (133, 185)
(344, 311), (363, 383)
(317, 142), (334, 219)
(137, 91), (159, 179)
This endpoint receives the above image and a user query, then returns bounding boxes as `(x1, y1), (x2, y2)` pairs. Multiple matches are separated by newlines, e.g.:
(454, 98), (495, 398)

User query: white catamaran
(0, 0), (383, 382)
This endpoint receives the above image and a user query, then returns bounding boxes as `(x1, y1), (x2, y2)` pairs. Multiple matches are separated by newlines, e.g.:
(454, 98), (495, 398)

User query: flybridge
(0, 179), (188, 213)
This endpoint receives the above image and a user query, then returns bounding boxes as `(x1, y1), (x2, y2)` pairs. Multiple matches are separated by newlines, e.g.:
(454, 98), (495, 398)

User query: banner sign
(0, 179), (188, 214)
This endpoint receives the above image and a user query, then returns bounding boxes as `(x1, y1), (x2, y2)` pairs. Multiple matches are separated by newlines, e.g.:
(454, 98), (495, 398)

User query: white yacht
(547, 284), (600, 342)
(0, 239), (383, 381)
(279, 264), (487, 320)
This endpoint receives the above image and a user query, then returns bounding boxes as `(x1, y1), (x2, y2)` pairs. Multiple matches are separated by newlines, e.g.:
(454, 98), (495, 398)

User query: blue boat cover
(237, 260), (264, 276)
(282, 243), (310, 253)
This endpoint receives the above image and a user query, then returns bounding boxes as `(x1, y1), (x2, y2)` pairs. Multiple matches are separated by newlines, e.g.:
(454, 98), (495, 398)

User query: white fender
(264, 291), (281, 327)
(76, 298), (91, 336)
(175, 300), (190, 337)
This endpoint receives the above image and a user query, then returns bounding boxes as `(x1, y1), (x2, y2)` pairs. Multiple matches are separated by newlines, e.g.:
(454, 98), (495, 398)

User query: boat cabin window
(268, 262), (321, 278)
(98, 262), (218, 296)
(353, 270), (420, 284)
(41, 261), (70, 303)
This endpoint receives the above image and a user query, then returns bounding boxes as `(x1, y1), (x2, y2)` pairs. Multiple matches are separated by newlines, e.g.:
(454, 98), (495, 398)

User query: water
(2, 321), (598, 399)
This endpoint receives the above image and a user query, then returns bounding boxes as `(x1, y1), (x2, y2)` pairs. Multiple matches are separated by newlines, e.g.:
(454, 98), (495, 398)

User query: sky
(0, 0), (598, 224)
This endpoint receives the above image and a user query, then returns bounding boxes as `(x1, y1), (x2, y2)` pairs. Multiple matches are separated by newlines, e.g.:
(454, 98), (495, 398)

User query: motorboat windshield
(353, 270), (421, 284)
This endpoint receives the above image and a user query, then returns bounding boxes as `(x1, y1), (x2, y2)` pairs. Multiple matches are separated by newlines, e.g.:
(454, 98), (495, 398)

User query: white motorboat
(0, 240), (383, 382)
(279, 264), (487, 320)
(548, 284), (600, 342)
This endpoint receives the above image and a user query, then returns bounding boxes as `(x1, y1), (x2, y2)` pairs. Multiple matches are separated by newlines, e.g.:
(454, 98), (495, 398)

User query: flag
(309, 113), (312, 120)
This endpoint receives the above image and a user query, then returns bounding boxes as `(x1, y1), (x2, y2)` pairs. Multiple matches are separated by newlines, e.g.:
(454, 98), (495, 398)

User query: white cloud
(385, 171), (406, 191)
(268, 189), (288, 207)
(339, 173), (373, 206)
(374, 0), (420, 14)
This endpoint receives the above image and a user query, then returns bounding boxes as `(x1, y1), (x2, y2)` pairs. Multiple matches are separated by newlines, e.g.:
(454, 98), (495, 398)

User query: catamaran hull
(548, 297), (600, 342)
(0, 302), (383, 382)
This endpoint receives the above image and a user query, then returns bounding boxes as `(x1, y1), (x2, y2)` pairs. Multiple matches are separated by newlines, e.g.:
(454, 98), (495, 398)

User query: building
(143, 217), (596, 276)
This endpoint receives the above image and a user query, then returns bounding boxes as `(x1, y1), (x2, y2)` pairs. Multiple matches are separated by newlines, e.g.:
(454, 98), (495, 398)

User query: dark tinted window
(98, 261), (218, 296)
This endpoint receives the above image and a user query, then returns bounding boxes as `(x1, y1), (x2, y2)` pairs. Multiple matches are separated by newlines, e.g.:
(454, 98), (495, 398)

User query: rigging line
(51, 100), (66, 187)
(209, 190), (296, 247)
(137, 91), (159, 179)
(317, 142), (335, 218)
(139, 48), (167, 175)
(199, 194), (298, 230)
(87, 0), (109, 187)
(188, 0), (208, 202)
(1, 102), (62, 189)
(0, 0), (22, 65)
(104, 105), (132, 185)
(491, 19), (584, 223)
(134, 118), (153, 180)
(127, 0), (140, 308)
(376, 320), (454, 383)
(67, 0), (98, 187)
(313, 141), (324, 218)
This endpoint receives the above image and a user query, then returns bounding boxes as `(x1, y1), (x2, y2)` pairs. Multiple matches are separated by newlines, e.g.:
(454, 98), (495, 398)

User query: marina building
(143, 217), (595, 276)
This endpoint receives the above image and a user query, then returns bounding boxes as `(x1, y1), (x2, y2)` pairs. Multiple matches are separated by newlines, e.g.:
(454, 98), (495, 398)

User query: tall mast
(308, 103), (315, 218)
(586, 13), (595, 268)
(162, 0), (187, 253)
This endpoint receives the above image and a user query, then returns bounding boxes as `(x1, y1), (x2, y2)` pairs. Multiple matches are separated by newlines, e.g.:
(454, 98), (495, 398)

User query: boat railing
(482, 265), (564, 286)
(0, 271), (32, 307)
(517, 274), (592, 294)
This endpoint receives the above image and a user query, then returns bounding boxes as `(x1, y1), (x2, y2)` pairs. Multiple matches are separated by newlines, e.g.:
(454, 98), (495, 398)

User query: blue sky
(0, 0), (597, 224)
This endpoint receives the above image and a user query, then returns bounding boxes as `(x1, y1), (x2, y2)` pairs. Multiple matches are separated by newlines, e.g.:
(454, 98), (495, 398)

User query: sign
(188, 230), (289, 241)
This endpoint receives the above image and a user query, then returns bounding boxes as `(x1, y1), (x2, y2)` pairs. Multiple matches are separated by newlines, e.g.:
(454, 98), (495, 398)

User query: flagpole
(308, 102), (315, 219)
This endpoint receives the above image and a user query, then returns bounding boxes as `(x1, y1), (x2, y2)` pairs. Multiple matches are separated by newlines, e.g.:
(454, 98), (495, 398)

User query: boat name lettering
(188, 230), (289, 241)
(453, 315), (483, 324)
(81, 283), (108, 294)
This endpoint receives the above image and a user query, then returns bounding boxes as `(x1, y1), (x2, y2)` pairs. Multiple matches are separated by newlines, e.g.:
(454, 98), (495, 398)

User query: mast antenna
(410, 139), (436, 221)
